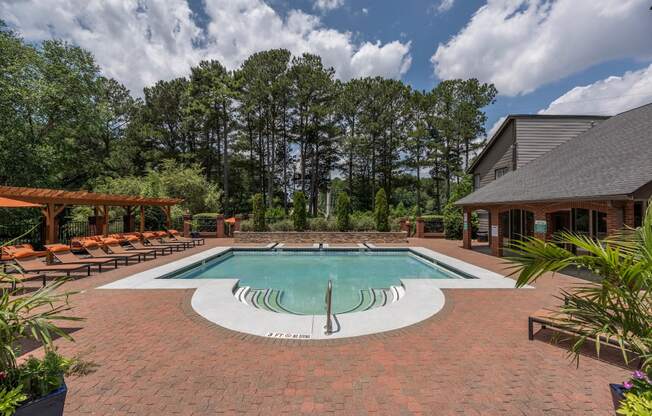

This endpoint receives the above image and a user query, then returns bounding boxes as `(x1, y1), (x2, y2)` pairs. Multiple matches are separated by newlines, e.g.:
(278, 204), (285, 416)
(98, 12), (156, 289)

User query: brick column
(462, 208), (472, 249)
(415, 217), (424, 238)
(216, 215), (225, 238)
(399, 218), (410, 237)
(183, 213), (192, 237)
(623, 201), (635, 228)
(490, 208), (503, 257)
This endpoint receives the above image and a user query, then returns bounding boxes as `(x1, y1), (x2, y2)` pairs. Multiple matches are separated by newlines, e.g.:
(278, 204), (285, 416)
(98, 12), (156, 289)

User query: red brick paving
(15, 238), (630, 415)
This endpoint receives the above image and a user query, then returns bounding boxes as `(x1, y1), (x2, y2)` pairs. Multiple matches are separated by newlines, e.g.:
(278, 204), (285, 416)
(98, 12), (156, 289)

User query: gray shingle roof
(457, 103), (652, 206)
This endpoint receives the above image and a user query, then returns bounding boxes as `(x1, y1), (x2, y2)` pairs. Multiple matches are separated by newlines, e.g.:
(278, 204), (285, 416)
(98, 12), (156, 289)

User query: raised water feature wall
(234, 231), (408, 244)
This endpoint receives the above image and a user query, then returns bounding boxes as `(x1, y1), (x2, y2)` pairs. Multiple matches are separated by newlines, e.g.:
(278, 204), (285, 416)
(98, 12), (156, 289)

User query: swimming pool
(169, 249), (463, 315)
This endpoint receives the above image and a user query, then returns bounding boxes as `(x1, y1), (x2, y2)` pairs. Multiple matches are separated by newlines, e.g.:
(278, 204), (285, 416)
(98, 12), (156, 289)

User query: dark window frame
(494, 167), (508, 180)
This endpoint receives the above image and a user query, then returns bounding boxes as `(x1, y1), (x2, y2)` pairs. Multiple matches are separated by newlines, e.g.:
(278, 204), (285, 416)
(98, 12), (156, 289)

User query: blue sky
(3, 0), (652, 136)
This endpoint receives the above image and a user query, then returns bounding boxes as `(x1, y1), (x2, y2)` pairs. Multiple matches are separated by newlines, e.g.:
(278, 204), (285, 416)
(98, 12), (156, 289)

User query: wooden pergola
(0, 186), (182, 244)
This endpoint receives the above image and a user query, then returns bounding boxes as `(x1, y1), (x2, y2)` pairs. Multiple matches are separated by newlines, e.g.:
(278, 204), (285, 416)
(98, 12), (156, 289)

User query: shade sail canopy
(225, 217), (237, 224)
(0, 196), (43, 208)
(0, 186), (182, 207)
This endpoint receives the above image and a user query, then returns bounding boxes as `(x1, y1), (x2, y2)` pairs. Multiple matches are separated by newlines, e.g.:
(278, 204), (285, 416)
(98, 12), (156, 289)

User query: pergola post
(161, 206), (171, 228)
(124, 206), (133, 232)
(102, 205), (109, 236)
(42, 202), (66, 244)
(140, 205), (145, 233)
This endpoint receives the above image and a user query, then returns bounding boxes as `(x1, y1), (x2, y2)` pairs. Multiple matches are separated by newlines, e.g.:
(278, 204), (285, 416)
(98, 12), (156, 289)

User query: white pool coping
(100, 246), (523, 339)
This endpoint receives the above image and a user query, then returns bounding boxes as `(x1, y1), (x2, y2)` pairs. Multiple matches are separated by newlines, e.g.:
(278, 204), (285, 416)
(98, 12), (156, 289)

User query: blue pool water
(172, 250), (459, 315)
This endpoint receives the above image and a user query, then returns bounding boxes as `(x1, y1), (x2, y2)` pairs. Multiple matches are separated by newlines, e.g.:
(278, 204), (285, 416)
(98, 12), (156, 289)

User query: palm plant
(0, 280), (81, 371)
(507, 202), (652, 368)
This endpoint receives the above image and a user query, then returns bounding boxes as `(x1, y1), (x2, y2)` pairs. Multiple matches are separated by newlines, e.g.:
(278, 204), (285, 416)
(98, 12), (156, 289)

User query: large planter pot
(14, 381), (67, 416)
(609, 383), (626, 412)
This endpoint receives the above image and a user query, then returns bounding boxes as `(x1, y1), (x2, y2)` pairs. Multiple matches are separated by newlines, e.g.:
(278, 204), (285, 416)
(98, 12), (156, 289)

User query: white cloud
(436, 0), (455, 14)
(487, 116), (506, 138)
(540, 64), (652, 115)
(313, 0), (344, 12)
(1, 0), (411, 95)
(432, 0), (652, 96)
(361, 8), (369, 15)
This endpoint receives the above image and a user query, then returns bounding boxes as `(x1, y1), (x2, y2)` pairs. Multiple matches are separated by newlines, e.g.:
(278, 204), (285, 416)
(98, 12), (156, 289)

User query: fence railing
(58, 221), (91, 244)
(0, 221), (43, 247)
(424, 218), (445, 234)
(194, 217), (217, 233)
(107, 219), (124, 234)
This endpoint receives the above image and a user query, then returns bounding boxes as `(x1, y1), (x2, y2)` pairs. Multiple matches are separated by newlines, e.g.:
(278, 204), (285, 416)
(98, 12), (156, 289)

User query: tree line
(0, 22), (496, 217)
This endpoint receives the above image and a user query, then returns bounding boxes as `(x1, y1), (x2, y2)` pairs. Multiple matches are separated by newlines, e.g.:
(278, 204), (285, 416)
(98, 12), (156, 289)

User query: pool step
(236, 286), (299, 314)
(235, 284), (405, 315)
(341, 284), (405, 313)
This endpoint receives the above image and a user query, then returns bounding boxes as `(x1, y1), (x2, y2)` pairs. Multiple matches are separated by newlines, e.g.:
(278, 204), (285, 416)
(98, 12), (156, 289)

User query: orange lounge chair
(142, 232), (185, 251)
(168, 229), (204, 246)
(155, 231), (192, 249)
(45, 244), (119, 272)
(11, 248), (91, 276)
(81, 240), (142, 265)
(100, 237), (157, 260)
(125, 235), (174, 255)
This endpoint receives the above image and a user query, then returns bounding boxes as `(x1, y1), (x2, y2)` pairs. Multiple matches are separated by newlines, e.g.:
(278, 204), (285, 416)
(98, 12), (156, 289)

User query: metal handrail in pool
(324, 279), (333, 335)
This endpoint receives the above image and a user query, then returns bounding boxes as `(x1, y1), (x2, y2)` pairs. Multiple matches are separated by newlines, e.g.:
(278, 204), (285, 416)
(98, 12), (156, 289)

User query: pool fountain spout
(324, 279), (333, 335)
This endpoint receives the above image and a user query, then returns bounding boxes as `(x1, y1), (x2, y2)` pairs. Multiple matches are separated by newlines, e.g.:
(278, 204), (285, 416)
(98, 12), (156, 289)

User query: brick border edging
(178, 288), (455, 345)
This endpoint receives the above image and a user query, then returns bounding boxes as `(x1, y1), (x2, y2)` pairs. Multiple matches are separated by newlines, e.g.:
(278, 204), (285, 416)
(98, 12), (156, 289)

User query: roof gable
(457, 103), (652, 205)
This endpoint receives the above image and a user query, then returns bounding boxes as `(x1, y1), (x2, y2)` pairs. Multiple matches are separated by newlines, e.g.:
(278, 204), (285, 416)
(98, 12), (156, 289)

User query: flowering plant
(618, 369), (652, 416)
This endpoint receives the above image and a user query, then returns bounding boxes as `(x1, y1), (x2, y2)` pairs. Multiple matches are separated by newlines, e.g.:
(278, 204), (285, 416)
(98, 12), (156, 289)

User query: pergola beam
(0, 186), (182, 244)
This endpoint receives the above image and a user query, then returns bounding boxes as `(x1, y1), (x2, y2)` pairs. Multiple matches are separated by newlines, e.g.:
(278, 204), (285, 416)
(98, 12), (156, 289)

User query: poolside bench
(528, 308), (625, 349)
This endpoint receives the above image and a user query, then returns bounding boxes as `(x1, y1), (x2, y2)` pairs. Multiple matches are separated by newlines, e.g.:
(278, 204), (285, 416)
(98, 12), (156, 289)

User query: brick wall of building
(464, 199), (630, 257)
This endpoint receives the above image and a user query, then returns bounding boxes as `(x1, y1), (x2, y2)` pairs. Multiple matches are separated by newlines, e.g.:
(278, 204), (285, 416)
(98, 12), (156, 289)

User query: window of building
(494, 167), (508, 179)
(634, 201), (644, 227)
(473, 174), (480, 190)
(592, 211), (607, 240)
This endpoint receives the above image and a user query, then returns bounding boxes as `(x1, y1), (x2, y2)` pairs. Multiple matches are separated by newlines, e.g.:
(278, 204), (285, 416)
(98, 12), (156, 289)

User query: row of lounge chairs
(1, 230), (204, 290)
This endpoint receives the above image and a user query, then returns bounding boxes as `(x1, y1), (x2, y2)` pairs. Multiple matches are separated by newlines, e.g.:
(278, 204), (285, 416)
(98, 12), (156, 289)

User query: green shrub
(335, 193), (351, 231)
(265, 206), (286, 222)
(443, 204), (478, 239)
(351, 214), (375, 231)
(374, 189), (389, 232)
(268, 219), (294, 232)
(308, 217), (338, 231)
(443, 203), (463, 239)
(292, 192), (307, 231)
(192, 212), (220, 219)
(239, 219), (254, 232)
(252, 194), (266, 231)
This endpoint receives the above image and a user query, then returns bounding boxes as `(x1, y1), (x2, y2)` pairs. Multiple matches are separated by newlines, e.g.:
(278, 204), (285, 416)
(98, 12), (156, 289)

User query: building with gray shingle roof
(455, 103), (652, 257)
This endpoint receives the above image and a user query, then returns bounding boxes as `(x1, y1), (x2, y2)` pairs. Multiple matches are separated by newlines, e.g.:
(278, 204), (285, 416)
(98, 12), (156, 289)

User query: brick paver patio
(16, 239), (630, 415)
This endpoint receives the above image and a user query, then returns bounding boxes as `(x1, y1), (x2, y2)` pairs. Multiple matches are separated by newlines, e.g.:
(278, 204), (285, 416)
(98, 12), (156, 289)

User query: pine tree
(335, 192), (351, 231)
(252, 193), (266, 231)
(292, 191), (307, 231)
(374, 188), (389, 232)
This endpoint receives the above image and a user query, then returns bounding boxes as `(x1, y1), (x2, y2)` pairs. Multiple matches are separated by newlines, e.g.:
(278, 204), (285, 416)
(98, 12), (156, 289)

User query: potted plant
(0, 274), (85, 416)
(507, 202), (652, 413)
(610, 369), (652, 415)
